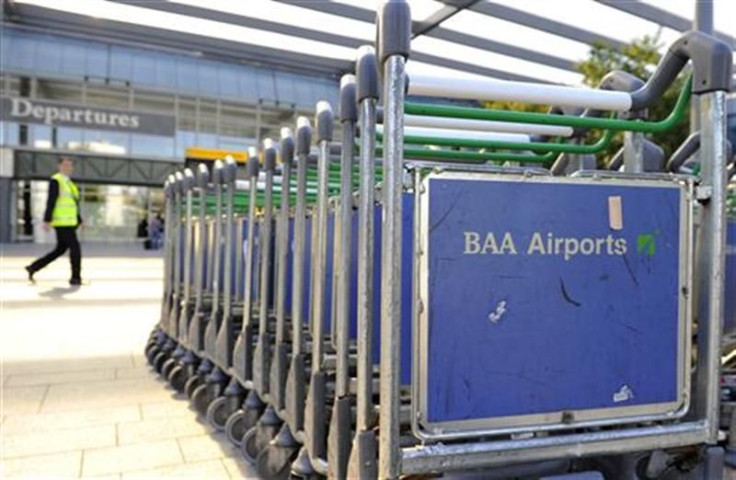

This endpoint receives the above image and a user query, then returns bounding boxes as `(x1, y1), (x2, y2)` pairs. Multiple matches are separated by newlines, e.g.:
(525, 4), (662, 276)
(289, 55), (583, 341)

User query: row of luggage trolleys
(146, 3), (735, 479)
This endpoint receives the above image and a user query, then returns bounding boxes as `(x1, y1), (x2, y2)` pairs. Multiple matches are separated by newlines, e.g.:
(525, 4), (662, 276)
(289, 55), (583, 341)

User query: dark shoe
(69, 278), (82, 286)
(25, 266), (35, 283)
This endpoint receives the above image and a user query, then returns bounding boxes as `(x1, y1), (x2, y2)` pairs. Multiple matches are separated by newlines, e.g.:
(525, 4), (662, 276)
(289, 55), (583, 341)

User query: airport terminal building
(0, 24), (338, 243)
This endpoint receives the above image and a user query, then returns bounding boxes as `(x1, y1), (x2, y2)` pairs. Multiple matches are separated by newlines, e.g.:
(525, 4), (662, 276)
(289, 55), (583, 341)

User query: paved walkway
(0, 243), (258, 479)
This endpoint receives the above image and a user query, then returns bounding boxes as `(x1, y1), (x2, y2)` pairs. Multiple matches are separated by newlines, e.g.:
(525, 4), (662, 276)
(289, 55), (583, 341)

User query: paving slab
(1, 245), (261, 478)
(121, 459), (231, 479)
(139, 401), (194, 420)
(6, 368), (116, 387)
(2, 424), (117, 459)
(116, 417), (211, 445)
(0, 450), (82, 478)
(81, 440), (183, 477)
(2, 405), (141, 435)
(177, 434), (239, 463)
(1, 386), (48, 415)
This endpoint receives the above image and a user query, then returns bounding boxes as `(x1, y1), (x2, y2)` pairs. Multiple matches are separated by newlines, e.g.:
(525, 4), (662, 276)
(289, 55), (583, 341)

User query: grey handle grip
(223, 156), (238, 183)
(281, 128), (295, 165)
(315, 101), (334, 142)
(164, 174), (175, 196)
(356, 45), (379, 101)
(196, 163), (210, 188)
(377, 0), (411, 63)
(339, 74), (358, 123)
(174, 171), (186, 195)
(211, 159), (224, 185)
(262, 139), (277, 172)
(247, 154), (260, 178)
(296, 117), (312, 156)
(630, 31), (732, 109)
(182, 168), (195, 191)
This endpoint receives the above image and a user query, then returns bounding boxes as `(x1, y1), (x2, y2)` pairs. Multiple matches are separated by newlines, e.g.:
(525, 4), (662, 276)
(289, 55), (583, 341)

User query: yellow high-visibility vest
(50, 173), (79, 227)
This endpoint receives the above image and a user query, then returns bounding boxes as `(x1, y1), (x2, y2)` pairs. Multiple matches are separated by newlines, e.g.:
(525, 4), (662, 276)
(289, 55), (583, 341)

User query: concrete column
(0, 148), (14, 243)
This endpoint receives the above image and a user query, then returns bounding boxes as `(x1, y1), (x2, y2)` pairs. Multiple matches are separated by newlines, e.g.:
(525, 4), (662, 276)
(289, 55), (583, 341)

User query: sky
(13, 0), (736, 86)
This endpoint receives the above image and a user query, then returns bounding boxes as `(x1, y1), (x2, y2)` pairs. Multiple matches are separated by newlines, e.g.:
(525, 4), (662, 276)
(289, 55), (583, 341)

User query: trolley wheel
(241, 427), (259, 464)
(168, 364), (187, 394)
(152, 351), (168, 374)
(161, 358), (177, 381)
(191, 384), (211, 417)
(254, 420), (282, 456)
(225, 410), (247, 447)
(206, 396), (232, 431)
(256, 441), (299, 479)
(184, 375), (202, 399)
(242, 404), (265, 433)
(146, 345), (160, 366)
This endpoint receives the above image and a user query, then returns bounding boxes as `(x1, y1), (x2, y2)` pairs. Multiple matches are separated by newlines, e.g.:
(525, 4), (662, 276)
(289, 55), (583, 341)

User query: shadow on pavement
(38, 286), (82, 300)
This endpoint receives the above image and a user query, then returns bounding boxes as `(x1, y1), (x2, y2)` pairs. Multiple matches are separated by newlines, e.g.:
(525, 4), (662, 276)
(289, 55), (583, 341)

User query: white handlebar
(408, 72), (632, 111)
(378, 125), (530, 143)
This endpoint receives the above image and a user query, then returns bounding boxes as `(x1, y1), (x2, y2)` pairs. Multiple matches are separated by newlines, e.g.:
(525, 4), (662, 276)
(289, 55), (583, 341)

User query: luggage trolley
(191, 157), (240, 415)
(291, 69), (552, 479)
(159, 168), (196, 383)
(148, 171), (187, 373)
(373, 2), (732, 477)
(226, 138), (323, 446)
(206, 152), (263, 430)
(145, 173), (178, 367)
(181, 159), (227, 402)
(343, 43), (620, 479)
(242, 130), (302, 461)
(240, 139), (280, 449)
(246, 115), (352, 471)
(225, 150), (264, 444)
(288, 101), (342, 478)
(205, 155), (252, 428)
(248, 118), (316, 472)
(165, 164), (211, 393)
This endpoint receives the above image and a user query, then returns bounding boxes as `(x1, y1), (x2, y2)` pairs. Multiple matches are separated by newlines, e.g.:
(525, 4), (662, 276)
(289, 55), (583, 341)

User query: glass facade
(0, 27), (341, 161)
(15, 180), (163, 244)
(0, 74), (321, 159)
(0, 26), (340, 243)
(0, 27), (338, 108)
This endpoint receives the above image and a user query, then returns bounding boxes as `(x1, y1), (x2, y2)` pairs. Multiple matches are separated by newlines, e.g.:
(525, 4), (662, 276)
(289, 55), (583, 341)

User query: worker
(25, 157), (83, 286)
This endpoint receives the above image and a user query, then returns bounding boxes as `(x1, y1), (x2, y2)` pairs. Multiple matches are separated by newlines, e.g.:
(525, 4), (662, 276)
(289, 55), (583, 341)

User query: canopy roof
(4, 0), (735, 86)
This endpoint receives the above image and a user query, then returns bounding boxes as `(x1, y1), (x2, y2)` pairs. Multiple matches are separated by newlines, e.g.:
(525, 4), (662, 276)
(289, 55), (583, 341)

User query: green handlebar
(404, 76), (691, 134)
(395, 128), (614, 155)
(377, 147), (557, 164)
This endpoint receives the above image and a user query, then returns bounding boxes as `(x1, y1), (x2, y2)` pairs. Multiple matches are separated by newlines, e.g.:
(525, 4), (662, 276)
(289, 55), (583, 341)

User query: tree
(482, 34), (691, 165)
(577, 34), (690, 162)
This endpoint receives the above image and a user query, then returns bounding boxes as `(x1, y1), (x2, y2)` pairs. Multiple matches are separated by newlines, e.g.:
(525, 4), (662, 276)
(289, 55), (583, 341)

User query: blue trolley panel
(284, 219), (295, 313)
(419, 175), (689, 433)
(725, 220), (736, 333)
(324, 212), (335, 331)
(373, 195), (415, 382)
(302, 217), (313, 324)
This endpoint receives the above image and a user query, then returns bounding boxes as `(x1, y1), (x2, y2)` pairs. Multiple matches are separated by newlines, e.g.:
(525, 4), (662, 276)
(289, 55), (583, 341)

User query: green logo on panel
(637, 233), (656, 256)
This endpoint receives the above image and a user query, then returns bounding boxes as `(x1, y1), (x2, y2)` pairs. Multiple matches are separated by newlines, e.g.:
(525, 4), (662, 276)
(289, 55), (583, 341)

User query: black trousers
(29, 226), (82, 280)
